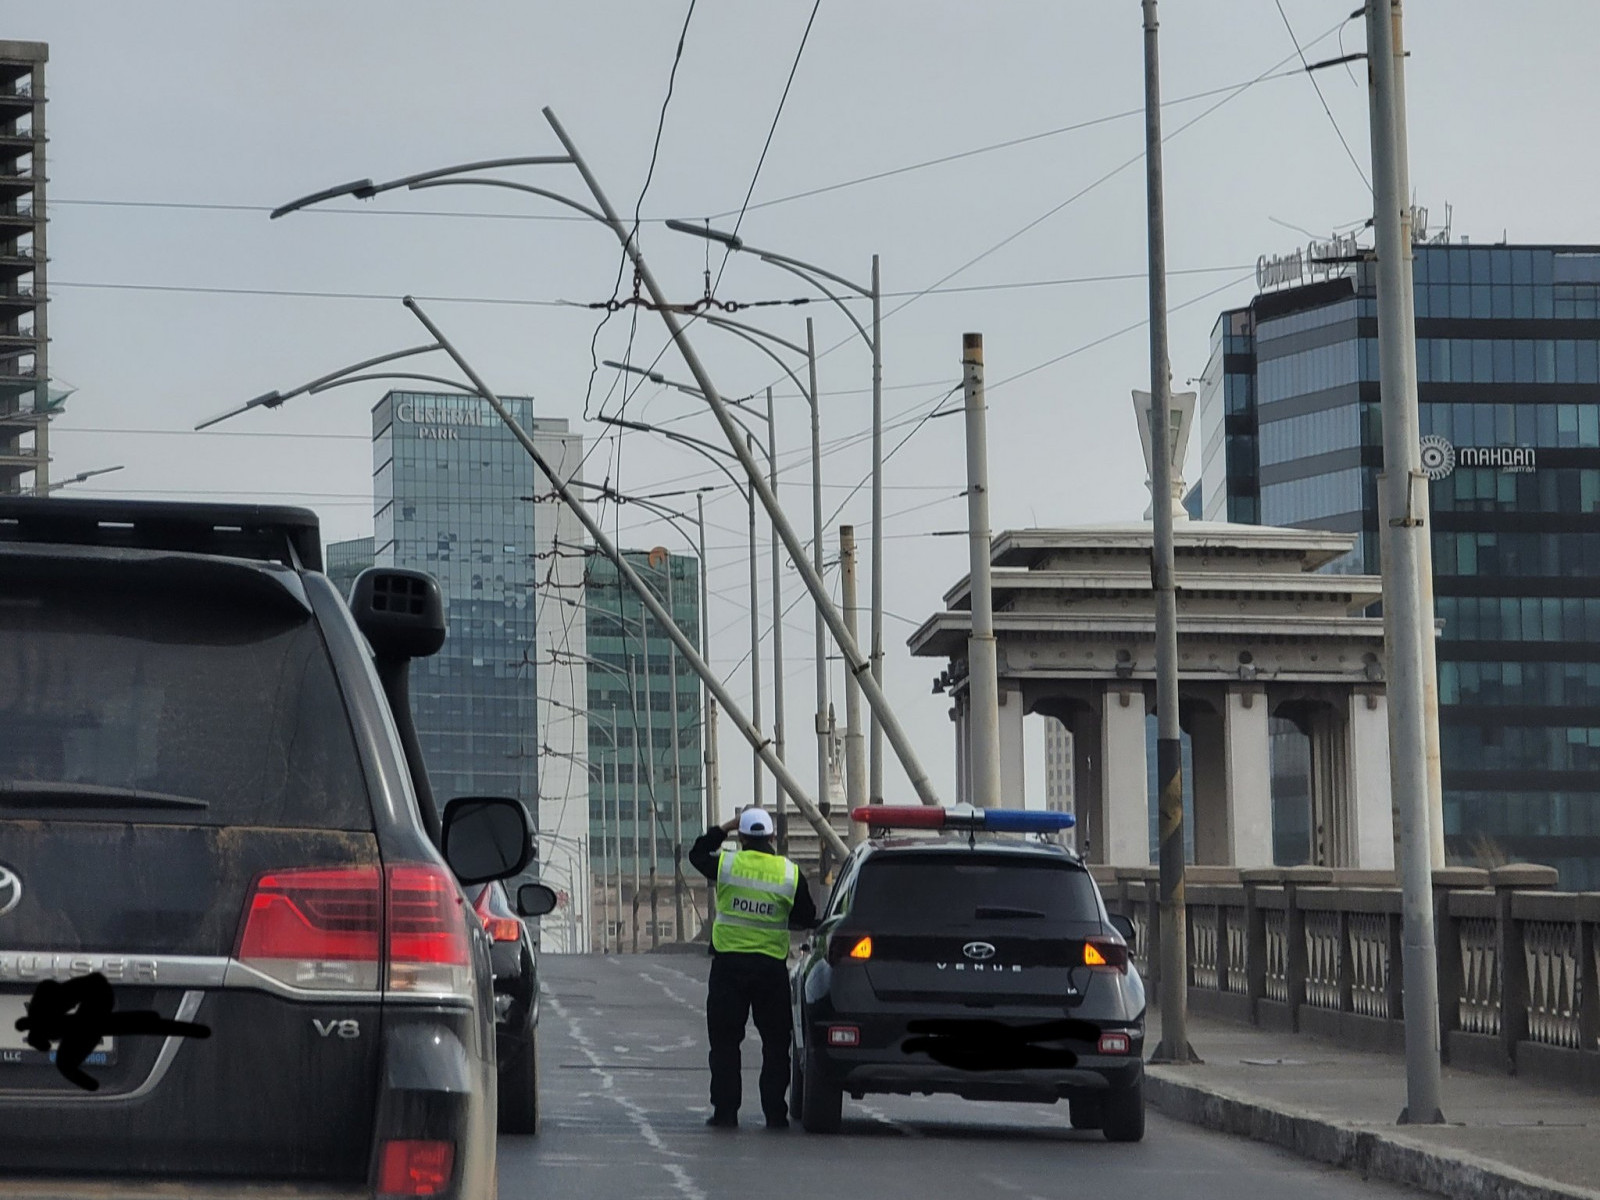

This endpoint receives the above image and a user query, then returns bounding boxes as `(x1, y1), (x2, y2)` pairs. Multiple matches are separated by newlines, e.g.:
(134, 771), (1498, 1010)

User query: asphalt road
(500, 955), (1428, 1200)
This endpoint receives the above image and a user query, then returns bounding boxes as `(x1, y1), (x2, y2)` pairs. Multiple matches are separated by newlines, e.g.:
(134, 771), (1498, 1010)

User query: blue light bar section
(981, 809), (1077, 832)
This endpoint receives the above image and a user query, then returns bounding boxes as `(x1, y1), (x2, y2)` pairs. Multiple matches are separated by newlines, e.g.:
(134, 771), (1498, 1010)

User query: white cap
(738, 808), (775, 837)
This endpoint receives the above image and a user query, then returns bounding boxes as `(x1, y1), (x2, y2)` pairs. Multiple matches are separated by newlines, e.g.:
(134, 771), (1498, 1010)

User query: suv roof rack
(0, 496), (323, 571)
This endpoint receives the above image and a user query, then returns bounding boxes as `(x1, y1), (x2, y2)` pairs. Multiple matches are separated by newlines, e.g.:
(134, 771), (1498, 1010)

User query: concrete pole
(869, 255), (884, 805)
(747, 435), (764, 811)
(612, 736), (625, 950)
(962, 334), (1002, 809)
(697, 493), (720, 827)
(808, 319), (830, 839)
(841, 525), (868, 845)
(1142, 0), (1198, 1066)
(1366, 0), (1445, 1124)
(628, 654), (640, 954)
(642, 601), (659, 952)
(667, 566), (686, 942)
(1385, 4), (1446, 870)
(599, 754), (611, 953)
(767, 387), (789, 852)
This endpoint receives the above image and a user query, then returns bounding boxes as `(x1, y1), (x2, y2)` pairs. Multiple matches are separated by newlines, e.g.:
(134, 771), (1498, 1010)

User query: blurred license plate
(0, 993), (117, 1066)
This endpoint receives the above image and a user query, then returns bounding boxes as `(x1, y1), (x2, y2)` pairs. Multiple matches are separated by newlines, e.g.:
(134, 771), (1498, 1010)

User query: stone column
(952, 694), (970, 807)
(1070, 708), (1101, 861)
(1188, 702), (1229, 864)
(1225, 685), (1274, 867)
(1100, 683), (1149, 867)
(1347, 687), (1395, 870)
(997, 682), (1027, 807)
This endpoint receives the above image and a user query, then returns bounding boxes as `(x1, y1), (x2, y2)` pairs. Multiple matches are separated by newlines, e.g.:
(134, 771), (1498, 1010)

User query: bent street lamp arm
(270, 156), (576, 219)
(194, 343), (441, 430)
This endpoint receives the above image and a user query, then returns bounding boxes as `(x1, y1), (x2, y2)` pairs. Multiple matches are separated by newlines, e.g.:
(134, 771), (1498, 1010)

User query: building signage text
(395, 399), (489, 442)
(1256, 230), (1364, 292)
(1419, 434), (1537, 480)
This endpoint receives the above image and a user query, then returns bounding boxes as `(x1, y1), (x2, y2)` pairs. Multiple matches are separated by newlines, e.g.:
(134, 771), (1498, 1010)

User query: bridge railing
(1094, 863), (1600, 1091)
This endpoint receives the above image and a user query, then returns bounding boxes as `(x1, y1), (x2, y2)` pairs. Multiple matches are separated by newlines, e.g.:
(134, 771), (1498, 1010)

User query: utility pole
(628, 654), (641, 954)
(1142, 0), (1198, 1066)
(666, 564), (686, 942)
(808, 319), (830, 857)
(697, 493), (719, 829)
(748, 434), (764, 811)
(962, 334), (1002, 809)
(598, 756), (611, 953)
(642, 599), (660, 952)
(767, 387), (788, 850)
(1366, 0), (1445, 1124)
(841, 525), (868, 844)
(869, 255), (884, 807)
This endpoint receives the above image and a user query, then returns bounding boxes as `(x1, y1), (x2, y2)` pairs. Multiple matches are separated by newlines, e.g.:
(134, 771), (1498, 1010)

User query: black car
(0, 498), (538, 1197)
(789, 812), (1147, 1141)
(474, 878), (555, 1134)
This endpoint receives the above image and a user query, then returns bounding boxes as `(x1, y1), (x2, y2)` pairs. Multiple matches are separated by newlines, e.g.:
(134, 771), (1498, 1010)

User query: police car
(788, 805), (1146, 1140)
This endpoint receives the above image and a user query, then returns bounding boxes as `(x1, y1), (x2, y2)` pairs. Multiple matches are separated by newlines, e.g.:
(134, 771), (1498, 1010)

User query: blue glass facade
(1201, 245), (1600, 887)
(372, 391), (539, 828)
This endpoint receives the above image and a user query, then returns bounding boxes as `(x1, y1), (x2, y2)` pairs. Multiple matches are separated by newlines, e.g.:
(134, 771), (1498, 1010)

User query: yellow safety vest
(713, 848), (799, 959)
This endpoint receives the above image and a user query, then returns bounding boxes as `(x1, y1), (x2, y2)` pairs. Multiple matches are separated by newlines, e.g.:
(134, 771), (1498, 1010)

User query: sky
(7, 0), (1599, 816)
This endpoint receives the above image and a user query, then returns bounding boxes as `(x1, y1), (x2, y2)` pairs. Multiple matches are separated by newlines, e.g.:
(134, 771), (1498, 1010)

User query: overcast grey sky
(7, 1), (1597, 810)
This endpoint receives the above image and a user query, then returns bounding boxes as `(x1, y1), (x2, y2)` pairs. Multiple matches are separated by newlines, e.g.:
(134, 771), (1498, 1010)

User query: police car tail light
(827, 934), (874, 965)
(385, 863), (474, 1000)
(235, 865), (383, 991)
(850, 805), (1076, 834)
(1098, 1032), (1132, 1055)
(1083, 938), (1128, 974)
(827, 1025), (861, 1047)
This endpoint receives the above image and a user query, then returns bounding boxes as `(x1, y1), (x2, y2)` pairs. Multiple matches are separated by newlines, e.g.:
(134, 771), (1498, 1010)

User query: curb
(1145, 1071), (1600, 1200)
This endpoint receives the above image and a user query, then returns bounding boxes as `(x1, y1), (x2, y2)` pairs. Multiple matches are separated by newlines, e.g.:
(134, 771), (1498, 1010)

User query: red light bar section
(851, 806), (945, 828)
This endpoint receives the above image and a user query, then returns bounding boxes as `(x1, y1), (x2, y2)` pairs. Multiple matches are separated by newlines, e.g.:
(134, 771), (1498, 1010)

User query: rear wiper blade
(974, 906), (1047, 920)
(0, 781), (210, 810)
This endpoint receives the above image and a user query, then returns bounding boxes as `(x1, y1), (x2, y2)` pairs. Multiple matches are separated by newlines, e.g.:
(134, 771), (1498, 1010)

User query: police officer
(689, 807), (818, 1129)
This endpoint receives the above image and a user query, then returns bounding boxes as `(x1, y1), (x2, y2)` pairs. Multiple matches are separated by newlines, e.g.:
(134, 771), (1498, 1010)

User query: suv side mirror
(1107, 912), (1136, 950)
(349, 568), (447, 662)
(441, 796), (533, 886)
(517, 883), (558, 917)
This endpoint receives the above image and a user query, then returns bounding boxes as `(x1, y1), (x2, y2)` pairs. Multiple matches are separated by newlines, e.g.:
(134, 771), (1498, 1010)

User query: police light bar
(850, 805), (1076, 833)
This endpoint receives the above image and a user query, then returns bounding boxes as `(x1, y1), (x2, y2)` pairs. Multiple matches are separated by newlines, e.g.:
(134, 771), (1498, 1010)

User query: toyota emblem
(962, 941), (996, 961)
(0, 865), (21, 916)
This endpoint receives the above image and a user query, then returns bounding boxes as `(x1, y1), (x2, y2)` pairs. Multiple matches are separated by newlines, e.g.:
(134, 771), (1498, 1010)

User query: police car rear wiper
(975, 906), (1047, 920)
(0, 781), (210, 810)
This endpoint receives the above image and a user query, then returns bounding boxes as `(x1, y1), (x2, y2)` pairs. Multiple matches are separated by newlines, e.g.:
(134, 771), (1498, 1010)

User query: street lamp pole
(765, 387), (788, 851)
(666, 220), (885, 807)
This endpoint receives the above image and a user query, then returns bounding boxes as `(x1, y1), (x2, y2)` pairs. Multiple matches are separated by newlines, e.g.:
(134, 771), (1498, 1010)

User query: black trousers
(706, 951), (792, 1120)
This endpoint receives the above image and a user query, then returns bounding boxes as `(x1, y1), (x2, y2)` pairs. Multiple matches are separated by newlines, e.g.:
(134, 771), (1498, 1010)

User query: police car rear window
(851, 855), (1099, 928)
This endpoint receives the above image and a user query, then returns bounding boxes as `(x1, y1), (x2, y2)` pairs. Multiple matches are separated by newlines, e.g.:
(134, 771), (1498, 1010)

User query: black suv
(789, 827), (1147, 1140)
(0, 497), (541, 1197)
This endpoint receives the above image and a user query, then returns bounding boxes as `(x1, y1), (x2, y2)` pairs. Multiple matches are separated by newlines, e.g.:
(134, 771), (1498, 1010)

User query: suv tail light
(378, 1139), (455, 1196)
(236, 866), (382, 991)
(473, 885), (524, 943)
(826, 934), (873, 965)
(1098, 1031), (1132, 1055)
(1083, 938), (1129, 974)
(387, 863), (473, 998)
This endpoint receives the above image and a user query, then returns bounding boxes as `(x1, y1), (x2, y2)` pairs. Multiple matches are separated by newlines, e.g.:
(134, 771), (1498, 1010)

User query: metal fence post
(1430, 867), (1486, 1062)
(1241, 869), (1274, 1025)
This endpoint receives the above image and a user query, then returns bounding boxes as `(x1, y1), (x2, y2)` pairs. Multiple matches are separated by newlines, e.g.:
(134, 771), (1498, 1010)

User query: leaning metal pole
(808, 320), (830, 848)
(747, 437), (765, 811)
(869, 254), (884, 806)
(697, 494), (719, 828)
(841, 525), (868, 846)
(1142, 0), (1198, 1066)
(405, 298), (849, 861)
(666, 566), (686, 942)
(1367, 0), (1444, 1125)
(544, 107), (943, 809)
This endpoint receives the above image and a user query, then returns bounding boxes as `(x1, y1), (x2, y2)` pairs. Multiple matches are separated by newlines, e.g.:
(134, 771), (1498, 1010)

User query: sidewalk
(1146, 1007), (1600, 1200)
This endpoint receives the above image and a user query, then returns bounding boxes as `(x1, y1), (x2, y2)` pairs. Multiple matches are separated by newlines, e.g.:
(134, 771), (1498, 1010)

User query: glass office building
(325, 535), (374, 599)
(1200, 243), (1600, 886)
(372, 390), (540, 829)
(585, 550), (702, 945)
